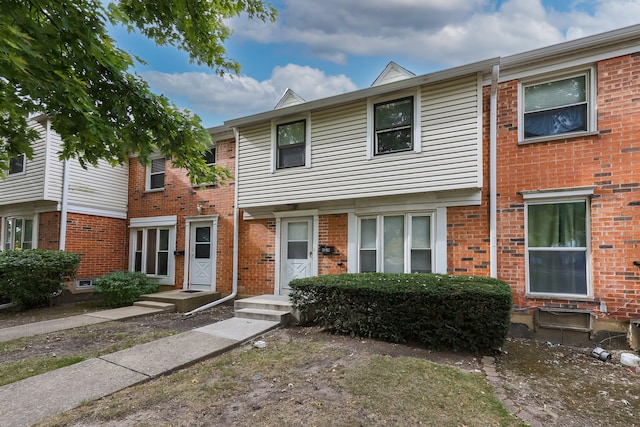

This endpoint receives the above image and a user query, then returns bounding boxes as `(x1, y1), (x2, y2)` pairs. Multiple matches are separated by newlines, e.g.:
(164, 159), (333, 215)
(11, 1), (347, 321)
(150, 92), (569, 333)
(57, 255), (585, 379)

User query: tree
(0, 0), (276, 183)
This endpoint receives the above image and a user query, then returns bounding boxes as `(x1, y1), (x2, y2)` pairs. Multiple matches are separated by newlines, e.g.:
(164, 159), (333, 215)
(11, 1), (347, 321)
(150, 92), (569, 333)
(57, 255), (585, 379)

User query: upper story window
(366, 89), (421, 159)
(203, 147), (216, 167)
(374, 96), (414, 155)
(8, 154), (25, 175)
(146, 157), (165, 191)
(276, 119), (306, 169)
(521, 70), (594, 142)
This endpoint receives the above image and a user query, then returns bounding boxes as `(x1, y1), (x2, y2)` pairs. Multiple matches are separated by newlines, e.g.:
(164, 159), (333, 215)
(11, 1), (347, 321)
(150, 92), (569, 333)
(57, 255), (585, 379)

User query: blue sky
(108, 0), (640, 128)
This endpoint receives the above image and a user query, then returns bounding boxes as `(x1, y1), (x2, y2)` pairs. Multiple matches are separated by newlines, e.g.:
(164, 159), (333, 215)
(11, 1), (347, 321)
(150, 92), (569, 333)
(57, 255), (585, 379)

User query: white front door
(280, 217), (313, 295)
(189, 222), (215, 291)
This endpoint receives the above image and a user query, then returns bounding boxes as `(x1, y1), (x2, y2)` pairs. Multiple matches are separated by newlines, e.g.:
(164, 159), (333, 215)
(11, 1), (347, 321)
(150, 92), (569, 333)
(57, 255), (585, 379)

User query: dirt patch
(4, 303), (640, 426)
(497, 338), (640, 426)
(0, 303), (235, 364)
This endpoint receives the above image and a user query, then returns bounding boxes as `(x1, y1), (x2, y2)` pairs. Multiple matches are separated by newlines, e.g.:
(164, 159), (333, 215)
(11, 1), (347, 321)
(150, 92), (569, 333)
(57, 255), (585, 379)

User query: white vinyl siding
(66, 159), (129, 218)
(0, 121), (50, 204)
(0, 119), (128, 219)
(237, 74), (482, 208)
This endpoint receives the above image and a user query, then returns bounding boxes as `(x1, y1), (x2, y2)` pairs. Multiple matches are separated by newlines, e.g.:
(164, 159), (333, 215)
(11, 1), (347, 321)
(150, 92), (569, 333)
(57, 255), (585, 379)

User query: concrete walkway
(0, 307), (280, 427)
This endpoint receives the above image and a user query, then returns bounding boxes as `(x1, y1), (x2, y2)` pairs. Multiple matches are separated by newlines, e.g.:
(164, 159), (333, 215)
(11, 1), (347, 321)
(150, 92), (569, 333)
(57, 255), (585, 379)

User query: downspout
(489, 63), (499, 278)
(183, 128), (240, 316)
(57, 118), (70, 251)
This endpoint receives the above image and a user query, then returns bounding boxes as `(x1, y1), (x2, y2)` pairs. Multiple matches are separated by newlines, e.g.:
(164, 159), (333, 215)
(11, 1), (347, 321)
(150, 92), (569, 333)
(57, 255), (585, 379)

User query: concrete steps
(139, 290), (221, 312)
(234, 295), (296, 325)
(133, 300), (176, 313)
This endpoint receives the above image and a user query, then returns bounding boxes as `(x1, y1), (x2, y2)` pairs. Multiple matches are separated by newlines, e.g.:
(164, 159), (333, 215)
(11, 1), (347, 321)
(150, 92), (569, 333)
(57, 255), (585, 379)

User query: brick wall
(64, 213), (127, 278)
(447, 81), (492, 277)
(318, 213), (348, 275)
(237, 217), (276, 296)
(127, 138), (236, 293)
(495, 52), (640, 320)
(37, 211), (60, 250)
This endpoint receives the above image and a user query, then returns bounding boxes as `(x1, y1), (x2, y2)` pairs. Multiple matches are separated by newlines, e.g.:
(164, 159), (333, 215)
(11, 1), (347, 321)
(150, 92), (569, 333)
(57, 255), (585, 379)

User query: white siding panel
(237, 75), (482, 208)
(0, 120), (54, 205)
(67, 159), (129, 216)
(43, 129), (64, 201)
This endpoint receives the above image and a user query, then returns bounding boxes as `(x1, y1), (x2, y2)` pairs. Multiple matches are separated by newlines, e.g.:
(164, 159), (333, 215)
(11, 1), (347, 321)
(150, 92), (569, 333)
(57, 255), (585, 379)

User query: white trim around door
(183, 215), (218, 291)
(275, 213), (318, 295)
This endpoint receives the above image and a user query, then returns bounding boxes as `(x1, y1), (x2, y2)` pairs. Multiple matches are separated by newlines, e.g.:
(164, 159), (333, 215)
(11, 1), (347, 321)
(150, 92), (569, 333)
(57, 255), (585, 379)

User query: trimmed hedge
(0, 249), (81, 310)
(94, 271), (159, 308)
(289, 273), (512, 352)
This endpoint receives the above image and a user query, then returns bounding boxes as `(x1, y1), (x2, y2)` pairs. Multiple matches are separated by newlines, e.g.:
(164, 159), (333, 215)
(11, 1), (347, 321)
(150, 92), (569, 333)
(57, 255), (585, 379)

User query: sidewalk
(0, 307), (280, 427)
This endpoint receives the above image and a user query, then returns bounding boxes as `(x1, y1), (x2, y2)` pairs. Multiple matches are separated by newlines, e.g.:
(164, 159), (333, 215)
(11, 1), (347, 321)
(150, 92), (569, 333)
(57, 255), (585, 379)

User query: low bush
(289, 273), (512, 353)
(0, 250), (81, 310)
(94, 271), (159, 308)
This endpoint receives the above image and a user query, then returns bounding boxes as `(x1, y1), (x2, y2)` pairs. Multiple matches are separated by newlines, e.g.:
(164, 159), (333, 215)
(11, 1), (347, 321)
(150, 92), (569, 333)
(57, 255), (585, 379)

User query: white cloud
(140, 64), (357, 126)
(231, 0), (640, 67)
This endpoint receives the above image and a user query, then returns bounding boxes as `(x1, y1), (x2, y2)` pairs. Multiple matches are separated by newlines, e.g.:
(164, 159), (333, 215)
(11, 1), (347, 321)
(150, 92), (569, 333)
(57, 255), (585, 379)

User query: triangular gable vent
(372, 61), (415, 86)
(275, 88), (306, 109)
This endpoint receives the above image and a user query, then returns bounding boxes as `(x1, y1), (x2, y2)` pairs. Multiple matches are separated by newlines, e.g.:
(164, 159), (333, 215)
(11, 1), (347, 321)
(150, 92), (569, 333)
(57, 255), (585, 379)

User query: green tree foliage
(0, 0), (276, 183)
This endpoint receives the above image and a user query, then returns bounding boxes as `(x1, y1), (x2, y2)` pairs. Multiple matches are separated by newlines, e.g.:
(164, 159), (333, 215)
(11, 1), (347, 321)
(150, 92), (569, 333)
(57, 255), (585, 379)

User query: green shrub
(289, 273), (512, 353)
(94, 271), (159, 308)
(0, 250), (81, 310)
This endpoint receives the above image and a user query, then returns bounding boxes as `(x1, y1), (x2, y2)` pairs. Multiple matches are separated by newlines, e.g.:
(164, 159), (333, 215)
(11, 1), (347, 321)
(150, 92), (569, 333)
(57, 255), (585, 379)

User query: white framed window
(374, 96), (414, 155)
(367, 89), (421, 158)
(130, 227), (174, 281)
(525, 198), (590, 297)
(520, 68), (595, 142)
(129, 216), (176, 285)
(8, 154), (26, 175)
(146, 157), (166, 190)
(271, 115), (311, 171)
(3, 217), (34, 250)
(358, 213), (432, 273)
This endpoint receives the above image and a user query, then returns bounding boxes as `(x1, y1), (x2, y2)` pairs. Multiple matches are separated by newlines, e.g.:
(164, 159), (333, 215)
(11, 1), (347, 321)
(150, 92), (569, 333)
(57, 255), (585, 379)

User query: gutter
(183, 127), (240, 317)
(489, 64), (499, 278)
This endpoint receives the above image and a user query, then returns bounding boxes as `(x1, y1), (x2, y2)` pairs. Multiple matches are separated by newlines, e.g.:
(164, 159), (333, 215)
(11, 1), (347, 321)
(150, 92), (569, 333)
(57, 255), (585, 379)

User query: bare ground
(2, 302), (640, 426)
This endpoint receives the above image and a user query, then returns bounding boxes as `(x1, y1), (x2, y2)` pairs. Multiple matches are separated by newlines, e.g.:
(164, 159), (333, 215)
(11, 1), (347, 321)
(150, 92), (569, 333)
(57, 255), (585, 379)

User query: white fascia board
(501, 24), (640, 72)
(225, 57), (499, 128)
(207, 124), (235, 140)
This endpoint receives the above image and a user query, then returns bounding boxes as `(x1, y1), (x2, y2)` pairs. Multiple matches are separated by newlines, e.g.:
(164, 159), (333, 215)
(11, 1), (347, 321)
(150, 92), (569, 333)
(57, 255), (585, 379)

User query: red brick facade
(127, 138), (236, 294)
(495, 53), (640, 321)
(318, 214), (349, 275)
(64, 213), (127, 279)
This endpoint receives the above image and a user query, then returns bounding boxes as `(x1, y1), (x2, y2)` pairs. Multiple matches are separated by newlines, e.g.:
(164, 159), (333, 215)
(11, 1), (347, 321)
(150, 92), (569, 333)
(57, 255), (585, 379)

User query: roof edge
(225, 57), (498, 128)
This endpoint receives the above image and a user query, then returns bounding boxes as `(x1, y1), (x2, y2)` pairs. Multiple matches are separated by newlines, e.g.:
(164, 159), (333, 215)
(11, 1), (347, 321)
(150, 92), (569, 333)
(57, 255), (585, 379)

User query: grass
(0, 301), (101, 327)
(0, 356), (86, 386)
(36, 338), (525, 427)
(0, 322), (180, 386)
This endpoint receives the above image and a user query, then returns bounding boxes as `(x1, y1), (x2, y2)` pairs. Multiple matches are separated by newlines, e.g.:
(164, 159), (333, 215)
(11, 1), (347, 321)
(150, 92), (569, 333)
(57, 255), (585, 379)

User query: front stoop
(234, 295), (296, 325)
(139, 290), (222, 312)
(133, 300), (176, 313)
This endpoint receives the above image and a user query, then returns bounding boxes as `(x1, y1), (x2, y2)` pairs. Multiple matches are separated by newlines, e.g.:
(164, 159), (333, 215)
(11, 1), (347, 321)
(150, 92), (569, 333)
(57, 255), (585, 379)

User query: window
(147, 157), (165, 190)
(276, 119), (306, 169)
(374, 96), (414, 155)
(132, 228), (171, 277)
(203, 147), (216, 167)
(3, 217), (34, 250)
(359, 214), (432, 273)
(8, 154), (25, 175)
(522, 71), (592, 140)
(526, 200), (589, 296)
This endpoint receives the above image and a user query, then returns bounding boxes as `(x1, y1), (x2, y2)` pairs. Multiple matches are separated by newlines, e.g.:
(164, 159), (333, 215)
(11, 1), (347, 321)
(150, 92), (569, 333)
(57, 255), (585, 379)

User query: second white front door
(189, 221), (215, 291)
(280, 217), (313, 295)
